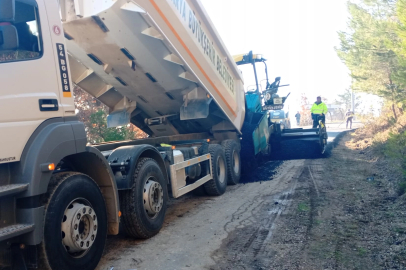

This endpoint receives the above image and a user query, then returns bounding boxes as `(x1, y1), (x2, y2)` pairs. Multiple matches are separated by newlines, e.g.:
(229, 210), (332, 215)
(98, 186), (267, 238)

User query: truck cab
(0, 0), (76, 164)
(0, 1), (120, 268)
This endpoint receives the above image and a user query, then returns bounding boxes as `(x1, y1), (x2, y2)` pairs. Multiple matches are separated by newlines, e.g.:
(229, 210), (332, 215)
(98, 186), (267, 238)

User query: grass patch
(347, 223), (359, 230)
(394, 227), (406, 234)
(385, 131), (406, 195)
(334, 250), (344, 262)
(314, 219), (323, 226)
(398, 181), (406, 196)
(357, 247), (367, 257)
(298, 202), (310, 212)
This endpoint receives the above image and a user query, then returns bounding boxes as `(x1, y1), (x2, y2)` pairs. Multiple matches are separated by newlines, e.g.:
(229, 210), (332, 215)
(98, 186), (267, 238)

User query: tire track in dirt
(307, 160), (344, 270)
(297, 161), (324, 266)
(210, 161), (305, 270)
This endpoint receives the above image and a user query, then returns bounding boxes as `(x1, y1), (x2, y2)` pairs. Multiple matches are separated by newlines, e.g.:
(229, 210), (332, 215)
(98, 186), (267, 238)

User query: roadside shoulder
(266, 133), (406, 269)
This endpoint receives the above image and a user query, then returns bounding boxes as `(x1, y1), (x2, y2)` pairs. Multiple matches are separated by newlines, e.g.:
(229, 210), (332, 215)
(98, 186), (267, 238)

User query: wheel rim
(143, 177), (164, 219)
(232, 150), (240, 174)
(217, 156), (226, 183)
(61, 198), (98, 257)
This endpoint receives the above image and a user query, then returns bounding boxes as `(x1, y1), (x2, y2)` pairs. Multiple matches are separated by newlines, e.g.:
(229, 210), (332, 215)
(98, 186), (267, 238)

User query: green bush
(398, 181), (406, 196)
(89, 110), (138, 143)
(384, 130), (406, 195)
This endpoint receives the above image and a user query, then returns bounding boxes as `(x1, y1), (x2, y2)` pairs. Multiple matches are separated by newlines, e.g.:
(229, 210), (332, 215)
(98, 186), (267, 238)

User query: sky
(200, 0), (352, 110)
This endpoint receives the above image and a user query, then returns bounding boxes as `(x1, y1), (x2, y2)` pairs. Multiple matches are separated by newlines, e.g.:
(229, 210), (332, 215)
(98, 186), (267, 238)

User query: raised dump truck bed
(62, 0), (245, 137)
(0, 1), (248, 269)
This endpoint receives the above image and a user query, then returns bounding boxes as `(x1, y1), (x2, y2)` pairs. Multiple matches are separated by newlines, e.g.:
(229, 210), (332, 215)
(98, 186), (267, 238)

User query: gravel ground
(96, 159), (304, 270)
(96, 131), (406, 270)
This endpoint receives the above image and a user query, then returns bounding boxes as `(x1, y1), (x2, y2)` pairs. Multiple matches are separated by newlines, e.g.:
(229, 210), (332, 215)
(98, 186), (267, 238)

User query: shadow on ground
(271, 140), (325, 160)
(240, 140), (323, 184)
(240, 130), (353, 184)
(240, 159), (283, 184)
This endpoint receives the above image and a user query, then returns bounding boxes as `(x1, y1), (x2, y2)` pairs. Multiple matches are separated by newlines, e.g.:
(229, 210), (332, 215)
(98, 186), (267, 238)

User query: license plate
(262, 104), (284, 111)
(273, 97), (283, 104)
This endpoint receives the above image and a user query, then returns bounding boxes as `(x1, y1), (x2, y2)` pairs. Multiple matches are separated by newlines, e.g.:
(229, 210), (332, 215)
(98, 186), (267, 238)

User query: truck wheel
(120, 158), (168, 239)
(203, 144), (228, 195)
(39, 172), (107, 270)
(192, 184), (207, 196)
(221, 140), (241, 185)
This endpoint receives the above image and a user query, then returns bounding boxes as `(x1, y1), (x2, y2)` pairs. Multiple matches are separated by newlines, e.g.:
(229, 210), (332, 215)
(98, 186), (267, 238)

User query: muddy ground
(97, 132), (406, 270)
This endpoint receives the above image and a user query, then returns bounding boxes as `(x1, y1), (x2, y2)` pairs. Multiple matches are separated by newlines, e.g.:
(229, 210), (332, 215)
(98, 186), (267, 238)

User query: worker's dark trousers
(296, 118), (300, 125)
(312, 115), (325, 128)
(346, 118), (353, 129)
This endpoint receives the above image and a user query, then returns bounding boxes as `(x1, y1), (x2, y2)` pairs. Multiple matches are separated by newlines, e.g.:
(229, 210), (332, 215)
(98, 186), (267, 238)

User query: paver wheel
(319, 122), (328, 155)
(203, 144), (228, 196)
(39, 172), (107, 270)
(222, 140), (241, 185)
(120, 158), (168, 239)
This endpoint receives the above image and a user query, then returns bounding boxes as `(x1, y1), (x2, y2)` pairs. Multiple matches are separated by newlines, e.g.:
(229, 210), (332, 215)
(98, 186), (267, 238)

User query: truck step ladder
(0, 184), (28, 198)
(0, 224), (35, 242)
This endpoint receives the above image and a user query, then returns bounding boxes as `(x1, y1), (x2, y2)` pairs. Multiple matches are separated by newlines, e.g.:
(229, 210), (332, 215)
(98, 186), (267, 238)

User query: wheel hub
(143, 179), (164, 218)
(217, 156), (226, 183)
(232, 151), (240, 174)
(62, 201), (98, 255)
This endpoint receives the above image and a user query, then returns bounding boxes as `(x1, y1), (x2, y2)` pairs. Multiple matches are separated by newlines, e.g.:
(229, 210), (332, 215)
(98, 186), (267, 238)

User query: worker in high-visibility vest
(310, 96), (328, 128)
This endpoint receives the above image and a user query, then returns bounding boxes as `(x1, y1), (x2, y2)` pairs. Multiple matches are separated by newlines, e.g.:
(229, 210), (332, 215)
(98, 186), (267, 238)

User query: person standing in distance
(345, 109), (354, 129)
(310, 96), (328, 128)
(295, 111), (301, 126)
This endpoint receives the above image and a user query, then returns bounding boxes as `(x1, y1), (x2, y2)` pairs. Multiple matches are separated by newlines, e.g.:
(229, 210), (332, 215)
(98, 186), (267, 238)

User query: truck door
(0, 0), (64, 163)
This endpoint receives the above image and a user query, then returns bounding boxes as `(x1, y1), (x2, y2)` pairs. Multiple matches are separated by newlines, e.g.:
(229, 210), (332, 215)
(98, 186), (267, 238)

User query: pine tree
(336, 0), (406, 119)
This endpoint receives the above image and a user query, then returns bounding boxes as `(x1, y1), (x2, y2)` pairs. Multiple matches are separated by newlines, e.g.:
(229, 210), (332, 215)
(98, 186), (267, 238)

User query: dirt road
(97, 131), (406, 270)
(97, 157), (306, 270)
(96, 157), (299, 270)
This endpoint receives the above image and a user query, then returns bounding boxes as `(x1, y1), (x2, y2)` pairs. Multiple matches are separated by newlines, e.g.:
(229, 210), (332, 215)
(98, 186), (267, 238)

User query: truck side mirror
(0, 25), (19, 50)
(0, 0), (15, 22)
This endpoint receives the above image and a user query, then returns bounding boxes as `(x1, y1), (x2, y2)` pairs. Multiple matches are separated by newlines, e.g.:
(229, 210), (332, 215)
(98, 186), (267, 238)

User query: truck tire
(120, 158), (168, 239)
(221, 140), (241, 185)
(192, 184), (207, 196)
(38, 172), (107, 270)
(203, 144), (228, 196)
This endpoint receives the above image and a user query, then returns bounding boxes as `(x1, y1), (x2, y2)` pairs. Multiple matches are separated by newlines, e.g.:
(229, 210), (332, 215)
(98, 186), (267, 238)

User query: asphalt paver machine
(234, 51), (328, 160)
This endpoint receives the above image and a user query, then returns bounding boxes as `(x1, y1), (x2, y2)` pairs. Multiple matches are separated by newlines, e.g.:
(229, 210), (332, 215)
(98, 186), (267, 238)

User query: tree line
(336, 0), (406, 120)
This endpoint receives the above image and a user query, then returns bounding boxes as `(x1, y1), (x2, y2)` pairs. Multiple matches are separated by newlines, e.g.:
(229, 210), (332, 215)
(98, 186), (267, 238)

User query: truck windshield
(0, 0), (43, 63)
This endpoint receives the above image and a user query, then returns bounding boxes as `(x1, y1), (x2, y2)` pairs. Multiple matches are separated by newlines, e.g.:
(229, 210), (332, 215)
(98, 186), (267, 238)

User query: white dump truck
(0, 0), (246, 269)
